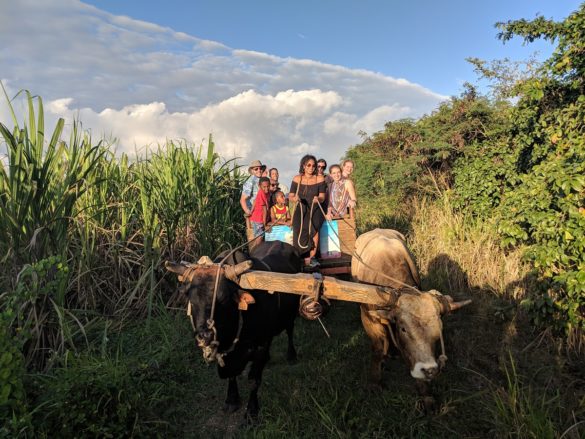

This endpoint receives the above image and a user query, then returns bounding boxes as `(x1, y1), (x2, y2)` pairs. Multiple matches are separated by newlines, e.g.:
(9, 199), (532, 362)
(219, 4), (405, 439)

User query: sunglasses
(317, 165), (326, 169)
(305, 163), (316, 168)
(270, 184), (278, 187)
(252, 166), (262, 171)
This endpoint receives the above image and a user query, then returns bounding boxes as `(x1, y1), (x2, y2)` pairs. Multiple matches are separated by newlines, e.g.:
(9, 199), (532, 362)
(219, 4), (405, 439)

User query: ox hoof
(367, 381), (385, 392)
(223, 401), (242, 414)
(416, 396), (437, 415)
(242, 411), (259, 427)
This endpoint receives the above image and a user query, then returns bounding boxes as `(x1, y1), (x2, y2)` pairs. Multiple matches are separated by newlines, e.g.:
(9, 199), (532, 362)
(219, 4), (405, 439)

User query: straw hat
(248, 159), (266, 174)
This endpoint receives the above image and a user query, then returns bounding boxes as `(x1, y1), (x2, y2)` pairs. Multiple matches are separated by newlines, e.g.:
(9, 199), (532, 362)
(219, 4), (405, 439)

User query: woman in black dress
(289, 155), (326, 267)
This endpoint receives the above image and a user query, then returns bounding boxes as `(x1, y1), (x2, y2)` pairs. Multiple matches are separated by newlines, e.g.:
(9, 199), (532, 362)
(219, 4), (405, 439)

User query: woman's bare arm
(346, 179), (357, 207)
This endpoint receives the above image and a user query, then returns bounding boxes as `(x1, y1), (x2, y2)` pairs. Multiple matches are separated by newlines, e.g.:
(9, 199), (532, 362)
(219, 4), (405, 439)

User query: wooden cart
(245, 213), (357, 276)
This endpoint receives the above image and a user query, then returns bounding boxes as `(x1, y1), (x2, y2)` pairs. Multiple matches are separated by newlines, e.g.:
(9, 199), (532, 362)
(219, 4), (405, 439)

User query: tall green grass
(0, 86), (107, 267)
(0, 88), (245, 369)
(487, 353), (559, 438)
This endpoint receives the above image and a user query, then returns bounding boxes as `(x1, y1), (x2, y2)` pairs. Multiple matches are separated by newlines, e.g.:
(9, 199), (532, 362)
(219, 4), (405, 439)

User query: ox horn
(447, 297), (472, 312)
(197, 255), (214, 266)
(224, 260), (253, 282)
(428, 290), (472, 314)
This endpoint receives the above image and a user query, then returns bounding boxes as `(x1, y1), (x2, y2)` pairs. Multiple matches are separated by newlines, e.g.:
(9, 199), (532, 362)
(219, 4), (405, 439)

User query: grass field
(26, 274), (583, 438)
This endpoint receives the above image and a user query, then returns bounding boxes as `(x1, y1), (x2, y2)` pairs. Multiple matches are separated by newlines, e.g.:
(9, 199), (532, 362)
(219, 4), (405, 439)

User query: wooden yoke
(237, 270), (397, 307)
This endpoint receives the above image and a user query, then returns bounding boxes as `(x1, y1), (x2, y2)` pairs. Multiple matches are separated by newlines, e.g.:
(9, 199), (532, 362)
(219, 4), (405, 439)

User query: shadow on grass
(420, 253), (585, 438)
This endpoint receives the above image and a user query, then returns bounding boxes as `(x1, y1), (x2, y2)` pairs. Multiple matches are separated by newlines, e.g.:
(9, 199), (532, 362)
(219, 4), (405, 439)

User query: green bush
(0, 326), (28, 436)
(352, 4), (585, 333)
(457, 6), (585, 331)
(28, 311), (201, 438)
(33, 355), (164, 438)
(1, 256), (71, 370)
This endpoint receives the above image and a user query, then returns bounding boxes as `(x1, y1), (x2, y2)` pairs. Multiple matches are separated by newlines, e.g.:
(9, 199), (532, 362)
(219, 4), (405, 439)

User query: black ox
(165, 240), (301, 422)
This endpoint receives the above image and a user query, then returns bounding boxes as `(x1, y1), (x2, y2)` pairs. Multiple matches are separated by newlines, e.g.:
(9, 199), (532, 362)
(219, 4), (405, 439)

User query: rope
(295, 198), (318, 250)
(185, 226), (269, 365)
(208, 226), (269, 321)
(379, 314), (448, 370)
(438, 332), (448, 369)
(213, 310), (244, 367)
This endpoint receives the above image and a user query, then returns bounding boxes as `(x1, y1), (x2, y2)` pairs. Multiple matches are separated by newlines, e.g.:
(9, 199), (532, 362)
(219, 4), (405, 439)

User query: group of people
(240, 155), (357, 268)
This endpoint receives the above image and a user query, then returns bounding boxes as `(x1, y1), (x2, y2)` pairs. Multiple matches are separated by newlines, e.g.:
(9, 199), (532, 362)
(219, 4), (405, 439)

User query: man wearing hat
(240, 159), (266, 215)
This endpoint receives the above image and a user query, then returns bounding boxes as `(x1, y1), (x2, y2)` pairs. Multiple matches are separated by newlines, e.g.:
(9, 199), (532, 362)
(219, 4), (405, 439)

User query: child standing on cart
(249, 177), (271, 238)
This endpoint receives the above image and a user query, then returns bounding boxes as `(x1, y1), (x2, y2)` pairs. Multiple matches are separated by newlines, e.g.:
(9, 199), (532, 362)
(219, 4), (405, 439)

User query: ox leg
(361, 308), (386, 388)
(415, 379), (437, 414)
(223, 377), (241, 413)
(244, 345), (270, 423)
(285, 324), (297, 364)
(369, 340), (386, 389)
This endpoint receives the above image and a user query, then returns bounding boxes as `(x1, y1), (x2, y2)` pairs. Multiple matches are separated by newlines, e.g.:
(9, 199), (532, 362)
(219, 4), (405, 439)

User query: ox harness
(367, 302), (449, 372)
(179, 262), (244, 368)
(179, 234), (255, 367)
(178, 203), (461, 370)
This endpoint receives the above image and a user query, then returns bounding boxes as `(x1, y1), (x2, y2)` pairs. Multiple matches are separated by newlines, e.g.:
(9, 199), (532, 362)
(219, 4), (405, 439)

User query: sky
(0, 0), (580, 182)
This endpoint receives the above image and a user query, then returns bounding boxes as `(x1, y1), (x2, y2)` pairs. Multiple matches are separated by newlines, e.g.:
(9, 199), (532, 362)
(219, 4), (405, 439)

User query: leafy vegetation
(0, 86), (246, 435)
(348, 5), (585, 334)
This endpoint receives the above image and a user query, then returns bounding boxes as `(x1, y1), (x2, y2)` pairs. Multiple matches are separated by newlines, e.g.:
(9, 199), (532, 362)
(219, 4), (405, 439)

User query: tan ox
(352, 229), (470, 397)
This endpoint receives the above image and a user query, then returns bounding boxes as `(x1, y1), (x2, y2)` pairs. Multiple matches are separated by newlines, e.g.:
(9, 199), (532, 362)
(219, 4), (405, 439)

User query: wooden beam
(237, 270), (396, 307)
(319, 266), (351, 276)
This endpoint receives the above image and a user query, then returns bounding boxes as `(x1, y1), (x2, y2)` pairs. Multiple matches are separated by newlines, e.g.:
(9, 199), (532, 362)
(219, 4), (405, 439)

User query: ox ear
(367, 308), (396, 324)
(165, 261), (187, 276)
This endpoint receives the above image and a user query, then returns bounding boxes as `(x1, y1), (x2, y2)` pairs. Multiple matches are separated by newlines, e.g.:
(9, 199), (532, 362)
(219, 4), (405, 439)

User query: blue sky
(83, 0), (579, 95)
(1, 1), (581, 181)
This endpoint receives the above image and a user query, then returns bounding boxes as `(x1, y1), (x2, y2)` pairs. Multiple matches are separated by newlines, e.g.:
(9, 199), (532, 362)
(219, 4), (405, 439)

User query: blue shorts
(251, 221), (265, 238)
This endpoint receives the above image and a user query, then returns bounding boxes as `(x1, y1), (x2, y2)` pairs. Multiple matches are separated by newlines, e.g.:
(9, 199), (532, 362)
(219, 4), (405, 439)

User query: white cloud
(0, 0), (448, 182)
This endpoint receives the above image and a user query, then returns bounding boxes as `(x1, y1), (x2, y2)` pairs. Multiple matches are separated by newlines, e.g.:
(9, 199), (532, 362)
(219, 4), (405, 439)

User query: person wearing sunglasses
(269, 179), (279, 203)
(288, 155), (326, 268)
(240, 159), (266, 216)
(316, 159), (328, 177)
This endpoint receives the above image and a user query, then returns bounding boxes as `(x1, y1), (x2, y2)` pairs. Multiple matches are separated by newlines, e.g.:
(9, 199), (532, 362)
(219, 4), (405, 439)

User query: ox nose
(196, 328), (214, 346)
(421, 365), (439, 379)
